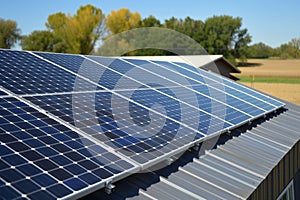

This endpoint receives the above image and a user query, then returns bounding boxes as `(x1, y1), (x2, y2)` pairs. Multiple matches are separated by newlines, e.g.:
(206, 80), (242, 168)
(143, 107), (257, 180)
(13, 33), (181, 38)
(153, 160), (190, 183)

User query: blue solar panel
(19, 52), (284, 165)
(0, 49), (285, 198)
(24, 92), (206, 163)
(36, 52), (180, 91)
(146, 60), (282, 110)
(170, 61), (285, 109)
(0, 50), (98, 94)
(0, 96), (135, 199)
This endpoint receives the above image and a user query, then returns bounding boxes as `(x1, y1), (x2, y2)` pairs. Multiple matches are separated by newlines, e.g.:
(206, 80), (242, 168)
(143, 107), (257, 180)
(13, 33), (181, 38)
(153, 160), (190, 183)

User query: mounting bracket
(105, 181), (115, 194)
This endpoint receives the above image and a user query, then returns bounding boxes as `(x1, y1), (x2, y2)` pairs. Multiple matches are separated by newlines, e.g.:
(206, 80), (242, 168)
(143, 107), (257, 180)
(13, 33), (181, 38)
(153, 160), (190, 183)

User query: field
(234, 59), (300, 105)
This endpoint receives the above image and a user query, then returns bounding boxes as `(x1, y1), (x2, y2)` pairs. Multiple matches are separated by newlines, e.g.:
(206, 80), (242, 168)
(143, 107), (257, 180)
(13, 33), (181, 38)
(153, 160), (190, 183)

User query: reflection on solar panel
(0, 49), (285, 199)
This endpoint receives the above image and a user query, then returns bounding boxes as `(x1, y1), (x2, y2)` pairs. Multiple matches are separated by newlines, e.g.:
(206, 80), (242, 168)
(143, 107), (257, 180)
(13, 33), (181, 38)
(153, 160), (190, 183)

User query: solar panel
(24, 92), (229, 164)
(21, 53), (283, 164)
(0, 96), (135, 199)
(0, 50), (99, 94)
(0, 49), (285, 198)
(170, 61), (284, 108)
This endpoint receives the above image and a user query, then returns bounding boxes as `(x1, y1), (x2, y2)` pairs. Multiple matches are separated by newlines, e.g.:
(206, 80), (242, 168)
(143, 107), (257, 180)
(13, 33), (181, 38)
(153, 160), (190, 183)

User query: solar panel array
(0, 49), (284, 199)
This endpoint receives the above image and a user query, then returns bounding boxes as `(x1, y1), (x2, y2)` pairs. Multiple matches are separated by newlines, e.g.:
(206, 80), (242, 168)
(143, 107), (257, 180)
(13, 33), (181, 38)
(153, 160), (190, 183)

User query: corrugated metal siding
(82, 103), (300, 200)
(248, 140), (300, 200)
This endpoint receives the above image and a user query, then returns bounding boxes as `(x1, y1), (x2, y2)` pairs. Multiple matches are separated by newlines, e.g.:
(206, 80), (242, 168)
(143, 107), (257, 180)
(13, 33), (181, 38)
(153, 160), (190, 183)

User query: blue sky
(1, 0), (299, 48)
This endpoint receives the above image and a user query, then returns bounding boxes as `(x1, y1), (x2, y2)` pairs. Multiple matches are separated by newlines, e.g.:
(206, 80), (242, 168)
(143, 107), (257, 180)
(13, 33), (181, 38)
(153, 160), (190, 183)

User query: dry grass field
(237, 59), (300, 78)
(234, 59), (300, 105)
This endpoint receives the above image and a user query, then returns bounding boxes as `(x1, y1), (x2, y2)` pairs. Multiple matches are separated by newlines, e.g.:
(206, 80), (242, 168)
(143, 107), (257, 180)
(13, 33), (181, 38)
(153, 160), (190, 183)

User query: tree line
(1, 4), (299, 63)
(247, 40), (300, 59)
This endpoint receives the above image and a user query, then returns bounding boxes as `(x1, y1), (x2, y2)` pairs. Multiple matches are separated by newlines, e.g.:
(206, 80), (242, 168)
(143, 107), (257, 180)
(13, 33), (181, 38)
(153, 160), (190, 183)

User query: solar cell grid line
(84, 56), (236, 127)
(126, 59), (270, 116)
(0, 96), (137, 200)
(170, 61), (284, 108)
(0, 49), (97, 95)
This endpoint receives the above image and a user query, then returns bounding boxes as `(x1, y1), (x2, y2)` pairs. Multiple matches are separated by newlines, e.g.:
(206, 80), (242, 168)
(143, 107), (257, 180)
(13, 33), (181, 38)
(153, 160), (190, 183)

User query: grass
(237, 76), (300, 84)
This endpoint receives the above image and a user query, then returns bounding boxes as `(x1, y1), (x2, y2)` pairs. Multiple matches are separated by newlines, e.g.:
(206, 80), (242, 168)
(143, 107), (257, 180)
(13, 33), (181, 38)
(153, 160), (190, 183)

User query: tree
(247, 42), (275, 58)
(164, 17), (204, 43)
(21, 4), (104, 54)
(106, 8), (141, 34)
(0, 18), (21, 49)
(275, 39), (300, 59)
(201, 15), (251, 63)
(138, 15), (161, 27)
(21, 30), (57, 51)
(289, 38), (300, 58)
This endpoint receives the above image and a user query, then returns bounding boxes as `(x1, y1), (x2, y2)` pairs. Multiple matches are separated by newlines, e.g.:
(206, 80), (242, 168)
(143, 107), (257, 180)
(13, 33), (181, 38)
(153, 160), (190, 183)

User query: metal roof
(82, 101), (300, 200)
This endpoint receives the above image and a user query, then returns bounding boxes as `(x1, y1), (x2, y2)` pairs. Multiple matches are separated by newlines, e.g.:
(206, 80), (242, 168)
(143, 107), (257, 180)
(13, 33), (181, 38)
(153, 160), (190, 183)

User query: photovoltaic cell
(0, 96), (135, 199)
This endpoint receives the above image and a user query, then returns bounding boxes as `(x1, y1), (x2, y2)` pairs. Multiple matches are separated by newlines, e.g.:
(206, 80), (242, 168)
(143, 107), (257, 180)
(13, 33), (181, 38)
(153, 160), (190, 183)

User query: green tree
(277, 44), (294, 59)
(138, 15), (161, 27)
(275, 39), (300, 59)
(289, 38), (300, 58)
(21, 30), (57, 51)
(106, 8), (141, 34)
(0, 18), (21, 49)
(247, 42), (275, 58)
(164, 17), (204, 43)
(21, 4), (104, 54)
(202, 15), (251, 63)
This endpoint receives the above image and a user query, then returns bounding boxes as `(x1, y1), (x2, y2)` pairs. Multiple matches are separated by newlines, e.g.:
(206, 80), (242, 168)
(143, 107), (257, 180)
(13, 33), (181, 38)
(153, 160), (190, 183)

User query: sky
(1, 0), (299, 48)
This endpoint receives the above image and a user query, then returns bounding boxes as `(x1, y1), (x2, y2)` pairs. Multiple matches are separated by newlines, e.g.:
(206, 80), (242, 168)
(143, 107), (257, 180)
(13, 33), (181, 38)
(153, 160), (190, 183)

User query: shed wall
(248, 139), (300, 200)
